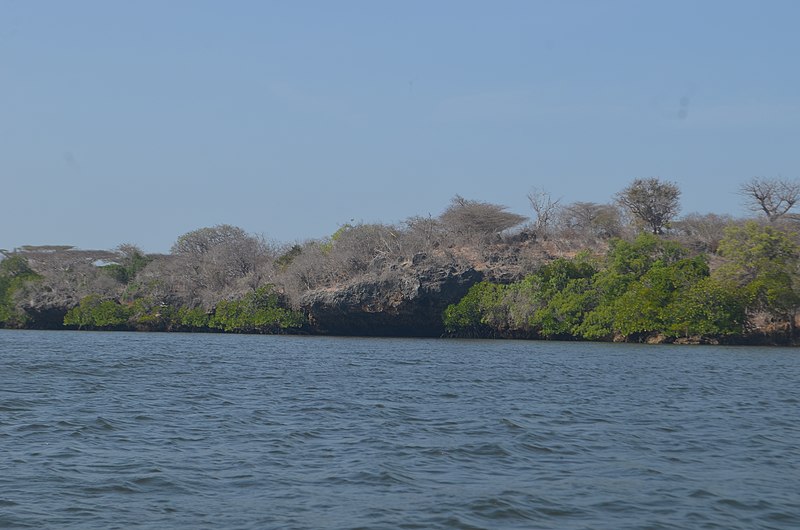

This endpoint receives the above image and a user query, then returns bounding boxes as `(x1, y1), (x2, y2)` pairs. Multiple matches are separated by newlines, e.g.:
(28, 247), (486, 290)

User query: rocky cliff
(301, 262), (483, 337)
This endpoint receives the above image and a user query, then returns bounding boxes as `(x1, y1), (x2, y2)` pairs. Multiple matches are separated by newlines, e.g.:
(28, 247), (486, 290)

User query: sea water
(1, 330), (798, 529)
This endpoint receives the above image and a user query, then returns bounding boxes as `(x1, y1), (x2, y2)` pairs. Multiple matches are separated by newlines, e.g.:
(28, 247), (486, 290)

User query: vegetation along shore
(3, 177), (800, 345)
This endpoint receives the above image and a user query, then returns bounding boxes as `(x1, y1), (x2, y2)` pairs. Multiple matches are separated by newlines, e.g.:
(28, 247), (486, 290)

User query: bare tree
(171, 225), (250, 259)
(671, 213), (735, 253)
(124, 254), (192, 306)
(557, 202), (623, 241)
(615, 178), (681, 234)
(527, 188), (561, 239)
(740, 177), (800, 223)
(168, 225), (275, 307)
(324, 223), (404, 278)
(277, 240), (332, 301)
(402, 215), (444, 252)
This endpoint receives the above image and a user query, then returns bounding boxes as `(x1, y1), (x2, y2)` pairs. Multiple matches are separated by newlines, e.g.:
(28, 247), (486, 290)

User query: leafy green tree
(607, 256), (709, 339)
(443, 281), (507, 336)
(535, 277), (597, 338)
(524, 257), (597, 337)
(717, 221), (800, 334)
(577, 234), (688, 339)
(666, 277), (747, 338)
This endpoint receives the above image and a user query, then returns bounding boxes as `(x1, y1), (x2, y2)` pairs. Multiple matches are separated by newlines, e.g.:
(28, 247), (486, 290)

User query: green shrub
(64, 296), (132, 329)
(209, 286), (304, 333)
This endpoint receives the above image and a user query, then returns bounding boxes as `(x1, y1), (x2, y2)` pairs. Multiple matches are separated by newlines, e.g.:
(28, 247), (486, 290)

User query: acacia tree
(739, 177), (800, 223)
(439, 195), (527, 241)
(616, 178), (681, 234)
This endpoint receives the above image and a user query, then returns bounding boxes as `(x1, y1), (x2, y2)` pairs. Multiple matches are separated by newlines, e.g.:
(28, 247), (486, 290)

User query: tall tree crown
(616, 178), (681, 234)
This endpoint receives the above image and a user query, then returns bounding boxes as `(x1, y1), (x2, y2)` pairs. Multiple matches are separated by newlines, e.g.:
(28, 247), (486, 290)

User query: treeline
(1, 177), (800, 343)
(0, 195), (532, 333)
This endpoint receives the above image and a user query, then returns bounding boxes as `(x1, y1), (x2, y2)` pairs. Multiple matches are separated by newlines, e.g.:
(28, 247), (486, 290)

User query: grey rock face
(301, 264), (483, 337)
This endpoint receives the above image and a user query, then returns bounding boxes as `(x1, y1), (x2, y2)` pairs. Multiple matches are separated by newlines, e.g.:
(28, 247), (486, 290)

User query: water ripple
(1, 330), (798, 529)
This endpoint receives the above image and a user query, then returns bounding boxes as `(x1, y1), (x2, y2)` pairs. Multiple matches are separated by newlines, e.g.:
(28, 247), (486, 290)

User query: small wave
(715, 498), (774, 511)
(500, 418), (525, 430)
(535, 505), (581, 518)
(416, 514), (489, 530)
(655, 425), (680, 432)
(166, 435), (207, 443)
(15, 423), (51, 433)
(92, 417), (117, 431)
(0, 516), (38, 528)
(0, 399), (36, 412)
(450, 442), (511, 458)
(357, 469), (415, 486)
(390, 359), (426, 365)
(83, 482), (141, 495)
(689, 489), (716, 498)
(590, 499), (637, 513)
(60, 506), (99, 516)
(322, 469), (414, 487)
(767, 511), (800, 523)
(129, 474), (191, 494)
(288, 429), (322, 440)
(519, 442), (554, 454)
(467, 496), (536, 521)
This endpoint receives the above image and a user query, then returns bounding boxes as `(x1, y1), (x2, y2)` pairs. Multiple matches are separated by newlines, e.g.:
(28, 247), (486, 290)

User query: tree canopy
(616, 178), (681, 234)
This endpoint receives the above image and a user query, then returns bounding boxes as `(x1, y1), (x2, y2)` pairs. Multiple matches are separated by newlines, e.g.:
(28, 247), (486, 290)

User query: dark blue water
(1, 330), (798, 529)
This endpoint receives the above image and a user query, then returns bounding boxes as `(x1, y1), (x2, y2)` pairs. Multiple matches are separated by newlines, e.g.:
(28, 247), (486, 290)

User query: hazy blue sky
(2, 0), (799, 252)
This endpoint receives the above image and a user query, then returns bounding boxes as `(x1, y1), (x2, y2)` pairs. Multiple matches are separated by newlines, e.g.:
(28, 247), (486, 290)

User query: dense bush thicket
(2, 177), (800, 342)
(63, 285), (303, 333)
(443, 233), (758, 341)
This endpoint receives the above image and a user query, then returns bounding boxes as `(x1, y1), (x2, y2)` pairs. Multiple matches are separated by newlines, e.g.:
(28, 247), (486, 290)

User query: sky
(2, 0), (799, 253)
